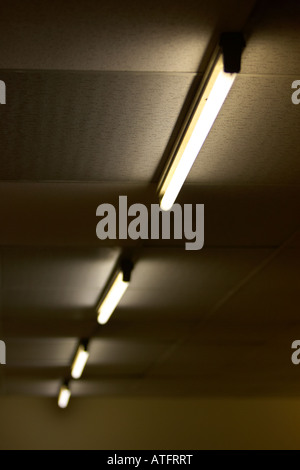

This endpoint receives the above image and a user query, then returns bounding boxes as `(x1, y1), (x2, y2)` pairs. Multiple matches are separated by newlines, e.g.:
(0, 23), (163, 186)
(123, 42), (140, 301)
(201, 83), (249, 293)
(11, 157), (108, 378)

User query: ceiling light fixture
(58, 383), (71, 409)
(158, 32), (245, 211)
(71, 341), (90, 380)
(97, 259), (133, 325)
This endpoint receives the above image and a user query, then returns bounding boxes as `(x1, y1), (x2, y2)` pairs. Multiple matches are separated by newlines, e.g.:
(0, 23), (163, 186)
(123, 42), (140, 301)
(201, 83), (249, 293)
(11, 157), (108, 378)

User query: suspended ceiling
(0, 0), (299, 399)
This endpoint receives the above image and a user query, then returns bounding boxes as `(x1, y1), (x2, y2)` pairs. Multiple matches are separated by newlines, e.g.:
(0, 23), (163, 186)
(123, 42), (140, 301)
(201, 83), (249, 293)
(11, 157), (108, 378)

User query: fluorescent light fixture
(58, 384), (71, 409)
(97, 260), (133, 325)
(71, 343), (89, 379)
(97, 271), (128, 325)
(159, 34), (245, 211)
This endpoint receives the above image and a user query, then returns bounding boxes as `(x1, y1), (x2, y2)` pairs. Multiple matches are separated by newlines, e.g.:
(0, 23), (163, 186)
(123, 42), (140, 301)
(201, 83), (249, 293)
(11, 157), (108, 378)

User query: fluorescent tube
(159, 54), (236, 211)
(71, 344), (89, 379)
(58, 385), (71, 409)
(97, 271), (129, 325)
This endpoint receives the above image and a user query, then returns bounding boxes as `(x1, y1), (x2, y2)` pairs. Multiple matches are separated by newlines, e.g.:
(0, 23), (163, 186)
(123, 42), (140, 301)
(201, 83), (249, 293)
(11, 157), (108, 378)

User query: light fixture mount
(120, 258), (134, 283)
(80, 338), (89, 351)
(219, 32), (245, 73)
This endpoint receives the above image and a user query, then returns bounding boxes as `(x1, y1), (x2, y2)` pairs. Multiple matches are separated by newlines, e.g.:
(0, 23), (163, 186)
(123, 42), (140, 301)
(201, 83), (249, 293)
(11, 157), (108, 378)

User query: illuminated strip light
(58, 384), (71, 409)
(159, 33), (245, 211)
(71, 343), (90, 380)
(97, 260), (133, 325)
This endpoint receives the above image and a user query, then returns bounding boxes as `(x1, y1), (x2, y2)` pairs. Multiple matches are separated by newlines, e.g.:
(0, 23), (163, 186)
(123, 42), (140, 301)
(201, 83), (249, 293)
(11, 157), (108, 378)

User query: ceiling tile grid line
(139, 229), (300, 381)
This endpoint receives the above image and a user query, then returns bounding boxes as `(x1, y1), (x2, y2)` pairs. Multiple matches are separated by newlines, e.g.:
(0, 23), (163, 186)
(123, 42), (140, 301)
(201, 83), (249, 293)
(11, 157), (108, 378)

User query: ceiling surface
(0, 0), (299, 399)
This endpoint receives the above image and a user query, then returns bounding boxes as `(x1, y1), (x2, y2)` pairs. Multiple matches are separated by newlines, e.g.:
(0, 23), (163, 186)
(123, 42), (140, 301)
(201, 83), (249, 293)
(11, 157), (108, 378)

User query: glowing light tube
(71, 344), (89, 379)
(58, 385), (71, 409)
(97, 271), (129, 325)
